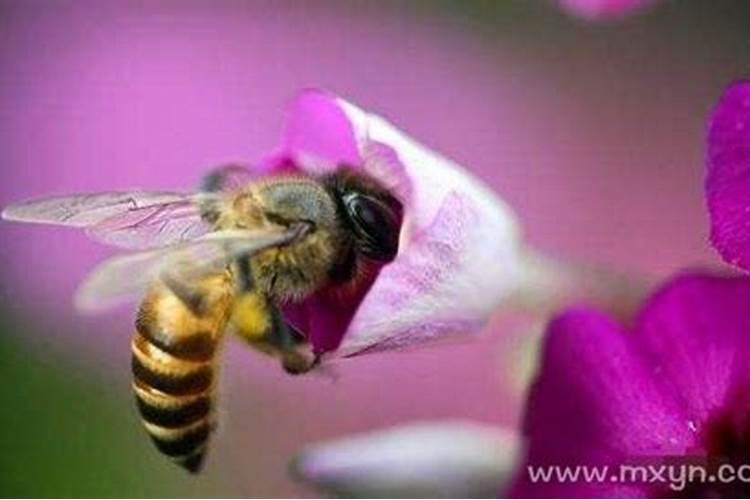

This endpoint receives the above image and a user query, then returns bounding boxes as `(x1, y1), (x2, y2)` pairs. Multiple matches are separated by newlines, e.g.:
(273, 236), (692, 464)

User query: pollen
(231, 293), (269, 339)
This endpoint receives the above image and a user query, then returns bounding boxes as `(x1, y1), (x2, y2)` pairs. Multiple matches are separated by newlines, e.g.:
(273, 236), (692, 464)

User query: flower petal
(512, 310), (693, 497)
(632, 273), (750, 429)
(340, 191), (485, 355)
(292, 421), (520, 498)
(555, 0), (658, 21)
(283, 89), (361, 167)
(280, 90), (526, 356)
(706, 81), (750, 271)
(513, 273), (750, 497)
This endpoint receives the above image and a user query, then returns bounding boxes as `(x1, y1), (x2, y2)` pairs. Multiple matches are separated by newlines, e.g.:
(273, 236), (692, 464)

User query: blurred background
(1, 0), (749, 496)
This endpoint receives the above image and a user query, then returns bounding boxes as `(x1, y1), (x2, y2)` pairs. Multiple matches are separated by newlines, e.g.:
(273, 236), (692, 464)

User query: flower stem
(509, 247), (654, 324)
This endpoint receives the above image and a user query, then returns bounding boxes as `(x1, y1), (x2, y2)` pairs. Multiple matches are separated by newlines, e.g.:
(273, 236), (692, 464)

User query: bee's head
(325, 168), (403, 263)
(247, 170), (403, 290)
(251, 177), (341, 232)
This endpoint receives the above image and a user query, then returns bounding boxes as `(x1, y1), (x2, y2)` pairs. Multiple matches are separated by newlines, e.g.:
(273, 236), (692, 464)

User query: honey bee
(2, 164), (403, 473)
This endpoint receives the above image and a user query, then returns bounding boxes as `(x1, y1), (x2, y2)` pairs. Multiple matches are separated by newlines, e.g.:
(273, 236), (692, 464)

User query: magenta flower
(261, 90), (527, 357)
(555, 0), (659, 21)
(512, 273), (750, 497)
(706, 80), (750, 271)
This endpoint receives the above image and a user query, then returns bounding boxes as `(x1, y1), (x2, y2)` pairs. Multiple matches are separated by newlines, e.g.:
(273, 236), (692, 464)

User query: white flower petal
(292, 420), (521, 498)
(328, 94), (527, 356)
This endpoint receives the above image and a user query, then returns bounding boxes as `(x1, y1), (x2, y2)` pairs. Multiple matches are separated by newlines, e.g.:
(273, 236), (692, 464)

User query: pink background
(0, 1), (748, 496)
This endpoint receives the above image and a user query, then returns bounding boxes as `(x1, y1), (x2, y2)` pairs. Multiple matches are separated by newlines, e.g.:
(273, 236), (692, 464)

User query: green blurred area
(0, 313), (224, 498)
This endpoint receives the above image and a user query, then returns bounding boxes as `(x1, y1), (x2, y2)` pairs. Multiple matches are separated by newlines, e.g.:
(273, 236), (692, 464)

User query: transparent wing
(85, 198), (212, 249)
(75, 225), (306, 312)
(2, 191), (221, 250)
(2, 191), (194, 226)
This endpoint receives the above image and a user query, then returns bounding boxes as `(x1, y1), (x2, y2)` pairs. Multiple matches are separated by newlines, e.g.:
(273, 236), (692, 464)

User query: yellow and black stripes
(131, 327), (215, 473)
(131, 332), (213, 396)
(131, 276), (233, 474)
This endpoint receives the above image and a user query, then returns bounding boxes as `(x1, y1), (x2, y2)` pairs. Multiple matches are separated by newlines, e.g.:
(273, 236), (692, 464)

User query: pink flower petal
(555, 0), (658, 21)
(283, 89), (361, 168)
(276, 90), (525, 355)
(513, 273), (750, 497)
(706, 81), (750, 271)
(282, 273), (374, 355)
(341, 192), (483, 356)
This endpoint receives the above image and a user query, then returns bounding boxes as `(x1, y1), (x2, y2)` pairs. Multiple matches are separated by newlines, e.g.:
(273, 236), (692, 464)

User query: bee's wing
(2, 191), (220, 250)
(75, 226), (305, 312)
(85, 197), (214, 250)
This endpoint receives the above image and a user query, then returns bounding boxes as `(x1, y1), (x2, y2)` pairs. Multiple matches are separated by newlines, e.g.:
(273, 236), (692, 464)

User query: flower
(264, 90), (529, 357)
(291, 420), (521, 498)
(264, 91), (650, 358)
(511, 272), (750, 497)
(554, 0), (659, 21)
(706, 80), (750, 271)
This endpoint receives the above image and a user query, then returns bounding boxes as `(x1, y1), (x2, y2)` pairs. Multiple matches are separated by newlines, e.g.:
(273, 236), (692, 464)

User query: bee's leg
(231, 296), (313, 374)
(310, 352), (323, 370)
(230, 261), (274, 345)
(265, 308), (316, 375)
(230, 258), (316, 374)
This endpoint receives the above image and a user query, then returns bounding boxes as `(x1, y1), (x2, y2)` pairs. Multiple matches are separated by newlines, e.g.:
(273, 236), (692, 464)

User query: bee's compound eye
(343, 193), (402, 262)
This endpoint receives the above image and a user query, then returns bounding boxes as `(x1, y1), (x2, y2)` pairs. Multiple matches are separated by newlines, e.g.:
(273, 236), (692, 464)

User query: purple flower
(706, 80), (750, 271)
(512, 273), (750, 497)
(263, 90), (527, 357)
(555, 0), (659, 21)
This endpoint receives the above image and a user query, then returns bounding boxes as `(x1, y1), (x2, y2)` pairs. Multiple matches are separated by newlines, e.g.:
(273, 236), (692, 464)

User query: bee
(2, 164), (403, 473)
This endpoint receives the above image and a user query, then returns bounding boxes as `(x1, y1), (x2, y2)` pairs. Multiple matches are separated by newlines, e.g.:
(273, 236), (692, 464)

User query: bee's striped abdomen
(131, 276), (232, 473)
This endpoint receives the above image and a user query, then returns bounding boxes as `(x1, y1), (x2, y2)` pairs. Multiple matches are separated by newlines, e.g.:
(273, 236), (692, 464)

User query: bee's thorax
(220, 176), (346, 301)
